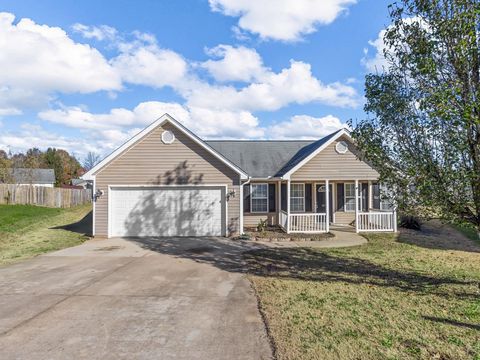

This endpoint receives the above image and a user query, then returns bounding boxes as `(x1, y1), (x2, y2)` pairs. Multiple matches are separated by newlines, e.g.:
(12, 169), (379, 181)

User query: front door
(316, 184), (333, 222)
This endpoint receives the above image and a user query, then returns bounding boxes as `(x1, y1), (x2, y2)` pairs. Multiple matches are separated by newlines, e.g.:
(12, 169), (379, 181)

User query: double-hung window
(344, 183), (356, 212)
(290, 183), (305, 212)
(251, 183), (268, 213)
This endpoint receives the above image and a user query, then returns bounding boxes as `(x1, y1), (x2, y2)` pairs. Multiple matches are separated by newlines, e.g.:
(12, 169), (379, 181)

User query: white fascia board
(281, 128), (352, 179)
(82, 113), (248, 181)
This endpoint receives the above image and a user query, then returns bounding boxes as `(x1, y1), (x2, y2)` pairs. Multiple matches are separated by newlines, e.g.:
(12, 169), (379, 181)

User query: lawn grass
(246, 229), (480, 360)
(452, 223), (480, 245)
(0, 204), (92, 266)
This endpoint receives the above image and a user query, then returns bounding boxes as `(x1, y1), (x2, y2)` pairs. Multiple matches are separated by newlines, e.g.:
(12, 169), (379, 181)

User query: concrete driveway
(0, 237), (272, 360)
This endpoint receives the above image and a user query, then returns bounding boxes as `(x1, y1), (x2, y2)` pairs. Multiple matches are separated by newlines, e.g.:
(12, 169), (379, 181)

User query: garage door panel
(110, 187), (225, 237)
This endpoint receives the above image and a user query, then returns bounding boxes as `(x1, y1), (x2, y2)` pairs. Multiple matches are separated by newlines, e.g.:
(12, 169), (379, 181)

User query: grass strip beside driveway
(0, 204), (92, 266)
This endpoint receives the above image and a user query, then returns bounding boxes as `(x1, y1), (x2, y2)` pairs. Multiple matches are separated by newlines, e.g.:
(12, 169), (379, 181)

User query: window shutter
(268, 184), (276, 212)
(281, 183), (287, 211)
(244, 184), (250, 213)
(362, 183), (369, 211)
(372, 183), (380, 209)
(337, 183), (344, 211)
(305, 184), (312, 212)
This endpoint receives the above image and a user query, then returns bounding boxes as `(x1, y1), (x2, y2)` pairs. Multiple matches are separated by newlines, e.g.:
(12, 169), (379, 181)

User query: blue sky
(0, 0), (390, 160)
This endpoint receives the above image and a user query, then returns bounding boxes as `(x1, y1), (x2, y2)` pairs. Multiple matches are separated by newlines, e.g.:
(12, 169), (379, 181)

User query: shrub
(256, 219), (268, 233)
(399, 215), (421, 230)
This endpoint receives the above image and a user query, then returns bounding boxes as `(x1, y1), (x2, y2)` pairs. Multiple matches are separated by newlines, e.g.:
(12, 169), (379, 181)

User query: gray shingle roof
(8, 168), (55, 184)
(206, 130), (343, 178)
(206, 140), (314, 178)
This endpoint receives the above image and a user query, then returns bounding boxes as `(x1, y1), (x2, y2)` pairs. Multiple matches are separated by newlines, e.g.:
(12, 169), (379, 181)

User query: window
(344, 183), (356, 212)
(335, 141), (348, 154)
(290, 183), (305, 212)
(251, 183), (268, 213)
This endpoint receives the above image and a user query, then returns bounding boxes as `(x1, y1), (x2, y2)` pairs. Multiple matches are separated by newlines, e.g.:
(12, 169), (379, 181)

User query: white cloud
(201, 45), (266, 82)
(72, 23), (118, 41)
(268, 114), (345, 139)
(361, 29), (389, 72)
(0, 124), (101, 156)
(188, 60), (358, 111)
(188, 107), (264, 138)
(0, 12), (121, 114)
(362, 17), (427, 73)
(38, 101), (265, 140)
(111, 42), (188, 89)
(208, 0), (356, 41)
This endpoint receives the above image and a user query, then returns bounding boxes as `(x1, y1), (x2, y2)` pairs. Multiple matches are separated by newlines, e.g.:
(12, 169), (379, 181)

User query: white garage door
(109, 186), (225, 237)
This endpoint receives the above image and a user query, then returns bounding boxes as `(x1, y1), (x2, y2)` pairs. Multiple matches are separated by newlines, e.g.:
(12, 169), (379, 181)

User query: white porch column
(286, 179), (291, 233)
(368, 181), (373, 210)
(355, 179), (359, 233)
(277, 180), (281, 225)
(393, 207), (398, 233)
(239, 183), (244, 235)
(325, 179), (330, 232)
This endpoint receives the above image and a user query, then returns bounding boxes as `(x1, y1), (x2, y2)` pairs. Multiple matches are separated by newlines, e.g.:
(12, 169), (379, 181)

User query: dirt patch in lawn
(398, 219), (480, 253)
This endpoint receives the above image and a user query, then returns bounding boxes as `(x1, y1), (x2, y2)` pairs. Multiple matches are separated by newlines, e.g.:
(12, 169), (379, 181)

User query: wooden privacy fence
(0, 184), (92, 208)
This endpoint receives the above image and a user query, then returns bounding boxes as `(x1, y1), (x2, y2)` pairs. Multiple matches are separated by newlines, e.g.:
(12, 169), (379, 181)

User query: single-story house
(83, 113), (396, 238)
(71, 178), (93, 189)
(5, 168), (55, 187)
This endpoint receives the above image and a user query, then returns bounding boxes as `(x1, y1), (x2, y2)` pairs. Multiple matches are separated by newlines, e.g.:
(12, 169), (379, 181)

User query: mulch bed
(244, 226), (335, 242)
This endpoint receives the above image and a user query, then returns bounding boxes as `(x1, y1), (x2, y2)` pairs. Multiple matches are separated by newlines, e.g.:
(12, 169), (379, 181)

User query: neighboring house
(83, 113), (396, 238)
(71, 178), (93, 189)
(5, 168), (55, 187)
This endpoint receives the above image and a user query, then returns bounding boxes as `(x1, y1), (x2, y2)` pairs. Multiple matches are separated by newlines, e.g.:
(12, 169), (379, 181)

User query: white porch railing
(289, 213), (328, 233)
(357, 211), (396, 232)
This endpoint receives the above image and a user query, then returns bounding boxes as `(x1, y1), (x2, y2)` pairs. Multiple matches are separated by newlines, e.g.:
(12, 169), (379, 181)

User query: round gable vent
(335, 141), (348, 154)
(161, 130), (175, 144)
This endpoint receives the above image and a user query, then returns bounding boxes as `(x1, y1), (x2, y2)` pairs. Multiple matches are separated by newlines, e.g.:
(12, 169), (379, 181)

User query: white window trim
(290, 183), (305, 213)
(344, 182), (356, 212)
(250, 183), (269, 213)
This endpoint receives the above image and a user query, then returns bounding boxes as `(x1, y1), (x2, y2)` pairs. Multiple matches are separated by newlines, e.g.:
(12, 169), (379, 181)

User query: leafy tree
(83, 151), (101, 171)
(352, 0), (480, 233)
(0, 151), (12, 183)
(42, 148), (82, 186)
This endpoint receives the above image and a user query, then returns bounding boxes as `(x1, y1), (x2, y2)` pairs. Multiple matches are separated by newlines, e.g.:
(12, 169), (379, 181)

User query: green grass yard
(0, 204), (92, 266)
(246, 226), (480, 360)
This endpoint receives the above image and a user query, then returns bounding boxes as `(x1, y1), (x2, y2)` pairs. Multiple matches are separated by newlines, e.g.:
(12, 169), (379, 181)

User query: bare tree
(83, 152), (101, 171)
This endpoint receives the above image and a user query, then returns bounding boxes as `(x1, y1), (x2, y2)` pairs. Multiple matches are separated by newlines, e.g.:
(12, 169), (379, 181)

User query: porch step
(330, 225), (356, 233)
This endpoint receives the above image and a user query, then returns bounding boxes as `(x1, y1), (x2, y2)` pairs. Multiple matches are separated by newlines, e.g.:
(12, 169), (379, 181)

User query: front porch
(276, 180), (397, 234)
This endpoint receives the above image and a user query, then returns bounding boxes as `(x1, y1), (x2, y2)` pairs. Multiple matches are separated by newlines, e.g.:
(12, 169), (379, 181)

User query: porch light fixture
(161, 130), (175, 144)
(94, 189), (104, 201)
(335, 141), (348, 154)
(226, 189), (236, 200)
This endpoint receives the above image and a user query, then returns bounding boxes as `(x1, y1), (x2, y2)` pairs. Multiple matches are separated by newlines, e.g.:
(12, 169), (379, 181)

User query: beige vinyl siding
(334, 211), (355, 225)
(94, 122), (240, 237)
(291, 136), (379, 180)
(244, 213), (278, 228)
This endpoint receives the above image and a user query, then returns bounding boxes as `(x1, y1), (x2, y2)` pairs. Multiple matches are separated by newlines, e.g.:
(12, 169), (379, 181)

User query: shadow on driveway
(127, 236), (477, 300)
